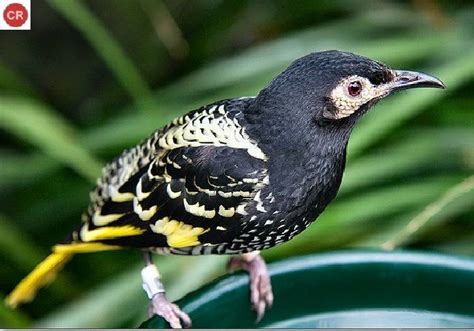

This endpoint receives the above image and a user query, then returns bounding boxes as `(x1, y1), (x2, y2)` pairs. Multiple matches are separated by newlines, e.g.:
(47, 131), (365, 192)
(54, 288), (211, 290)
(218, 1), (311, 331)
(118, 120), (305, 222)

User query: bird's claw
(148, 293), (191, 329)
(228, 254), (273, 322)
(250, 265), (273, 322)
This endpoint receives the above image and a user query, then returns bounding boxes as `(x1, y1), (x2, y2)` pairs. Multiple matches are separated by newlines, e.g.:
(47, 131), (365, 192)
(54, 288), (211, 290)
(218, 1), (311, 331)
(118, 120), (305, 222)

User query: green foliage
(47, 0), (153, 108)
(0, 96), (102, 181)
(0, 0), (473, 327)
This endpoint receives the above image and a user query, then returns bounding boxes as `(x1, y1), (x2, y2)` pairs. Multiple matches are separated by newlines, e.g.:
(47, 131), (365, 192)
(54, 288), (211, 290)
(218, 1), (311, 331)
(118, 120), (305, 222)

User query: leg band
(141, 264), (166, 299)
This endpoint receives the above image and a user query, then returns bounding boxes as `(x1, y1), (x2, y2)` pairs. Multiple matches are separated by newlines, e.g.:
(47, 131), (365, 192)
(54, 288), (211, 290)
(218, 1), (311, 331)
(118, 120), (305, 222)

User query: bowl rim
(141, 249), (474, 328)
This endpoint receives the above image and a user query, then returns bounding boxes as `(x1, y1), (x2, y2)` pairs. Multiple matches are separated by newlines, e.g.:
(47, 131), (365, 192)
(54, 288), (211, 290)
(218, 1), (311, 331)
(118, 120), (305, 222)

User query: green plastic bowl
(140, 250), (474, 328)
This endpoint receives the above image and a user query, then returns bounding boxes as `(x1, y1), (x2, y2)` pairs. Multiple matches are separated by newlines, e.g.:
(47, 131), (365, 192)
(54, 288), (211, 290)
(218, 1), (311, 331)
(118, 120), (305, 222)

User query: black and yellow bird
(6, 51), (445, 328)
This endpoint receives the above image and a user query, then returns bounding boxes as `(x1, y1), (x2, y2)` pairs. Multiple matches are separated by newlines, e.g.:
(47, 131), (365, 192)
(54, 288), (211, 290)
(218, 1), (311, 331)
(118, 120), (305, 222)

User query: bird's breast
(235, 151), (346, 251)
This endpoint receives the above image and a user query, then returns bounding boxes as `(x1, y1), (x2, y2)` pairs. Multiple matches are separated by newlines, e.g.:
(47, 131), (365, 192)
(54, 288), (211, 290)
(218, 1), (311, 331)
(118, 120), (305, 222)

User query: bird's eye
(347, 81), (362, 97)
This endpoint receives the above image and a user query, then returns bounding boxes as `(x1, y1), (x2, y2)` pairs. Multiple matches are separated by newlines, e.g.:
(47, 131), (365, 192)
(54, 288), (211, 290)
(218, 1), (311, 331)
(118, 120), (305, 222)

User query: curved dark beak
(392, 70), (446, 91)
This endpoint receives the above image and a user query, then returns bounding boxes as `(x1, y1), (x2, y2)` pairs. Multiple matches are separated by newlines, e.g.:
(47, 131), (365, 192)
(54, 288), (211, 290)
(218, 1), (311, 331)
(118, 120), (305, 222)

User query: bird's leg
(141, 252), (191, 328)
(228, 251), (273, 322)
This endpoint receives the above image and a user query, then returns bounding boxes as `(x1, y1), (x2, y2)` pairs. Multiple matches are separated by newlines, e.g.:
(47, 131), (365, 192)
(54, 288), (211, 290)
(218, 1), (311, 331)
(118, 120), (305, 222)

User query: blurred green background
(0, 0), (473, 327)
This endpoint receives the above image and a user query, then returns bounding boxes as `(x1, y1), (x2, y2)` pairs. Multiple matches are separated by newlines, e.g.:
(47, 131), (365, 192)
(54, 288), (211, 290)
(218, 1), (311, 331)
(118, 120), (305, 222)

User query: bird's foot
(141, 257), (191, 328)
(148, 293), (191, 329)
(228, 252), (273, 322)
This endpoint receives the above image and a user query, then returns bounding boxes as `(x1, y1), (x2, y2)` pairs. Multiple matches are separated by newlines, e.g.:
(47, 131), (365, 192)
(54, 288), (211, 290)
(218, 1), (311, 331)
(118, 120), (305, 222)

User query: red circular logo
(3, 3), (28, 27)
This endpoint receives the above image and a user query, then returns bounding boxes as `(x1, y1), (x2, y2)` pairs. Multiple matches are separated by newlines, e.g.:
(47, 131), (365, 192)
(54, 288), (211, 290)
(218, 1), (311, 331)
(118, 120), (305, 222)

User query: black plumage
(7, 50), (445, 326)
(75, 53), (382, 252)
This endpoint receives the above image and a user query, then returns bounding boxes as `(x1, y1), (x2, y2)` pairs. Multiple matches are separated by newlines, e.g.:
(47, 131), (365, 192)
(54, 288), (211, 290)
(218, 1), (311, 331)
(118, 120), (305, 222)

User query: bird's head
(254, 50), (445, 139)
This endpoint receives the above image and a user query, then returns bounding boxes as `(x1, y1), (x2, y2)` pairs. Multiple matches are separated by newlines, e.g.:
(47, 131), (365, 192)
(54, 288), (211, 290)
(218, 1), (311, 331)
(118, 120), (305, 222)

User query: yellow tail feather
(5, 242), (120, 308)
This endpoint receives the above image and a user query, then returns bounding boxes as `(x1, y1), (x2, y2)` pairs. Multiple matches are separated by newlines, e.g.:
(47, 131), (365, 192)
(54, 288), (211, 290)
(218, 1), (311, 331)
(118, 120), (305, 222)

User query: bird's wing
(74, 100), (269, 251)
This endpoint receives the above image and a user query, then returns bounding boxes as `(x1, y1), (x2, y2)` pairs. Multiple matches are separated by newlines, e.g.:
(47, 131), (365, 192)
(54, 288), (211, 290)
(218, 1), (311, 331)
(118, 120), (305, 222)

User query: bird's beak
(391, 70), (446, 91)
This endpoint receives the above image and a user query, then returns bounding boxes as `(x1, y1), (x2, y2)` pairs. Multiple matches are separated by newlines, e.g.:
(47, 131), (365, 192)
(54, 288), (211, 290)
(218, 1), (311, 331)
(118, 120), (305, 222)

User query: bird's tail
(5, 242), (120, 308)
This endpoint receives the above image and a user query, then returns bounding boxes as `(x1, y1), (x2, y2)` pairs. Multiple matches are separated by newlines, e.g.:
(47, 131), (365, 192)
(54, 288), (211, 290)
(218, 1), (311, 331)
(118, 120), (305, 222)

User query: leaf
(382, 175), (474, 250)
(0, 214), (79, 304)
(341, 135), (438, 193)
(0, 151), (59, 187)
(341, 127), (474, 193)
(0, 214), (45, 269)
(36, 255), (225, 328)
(0, 61), (38, 97)
(35, 262), (145, 328)
(47, 0), (152, 108)
(158, 9), (439, 100)
(0, 295), (31, 327)
(0, 96), (102, 182)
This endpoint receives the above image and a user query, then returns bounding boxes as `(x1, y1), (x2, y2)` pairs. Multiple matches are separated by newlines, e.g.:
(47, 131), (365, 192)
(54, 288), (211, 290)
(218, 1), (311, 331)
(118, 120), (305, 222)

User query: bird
(5, 50), (445, 328)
